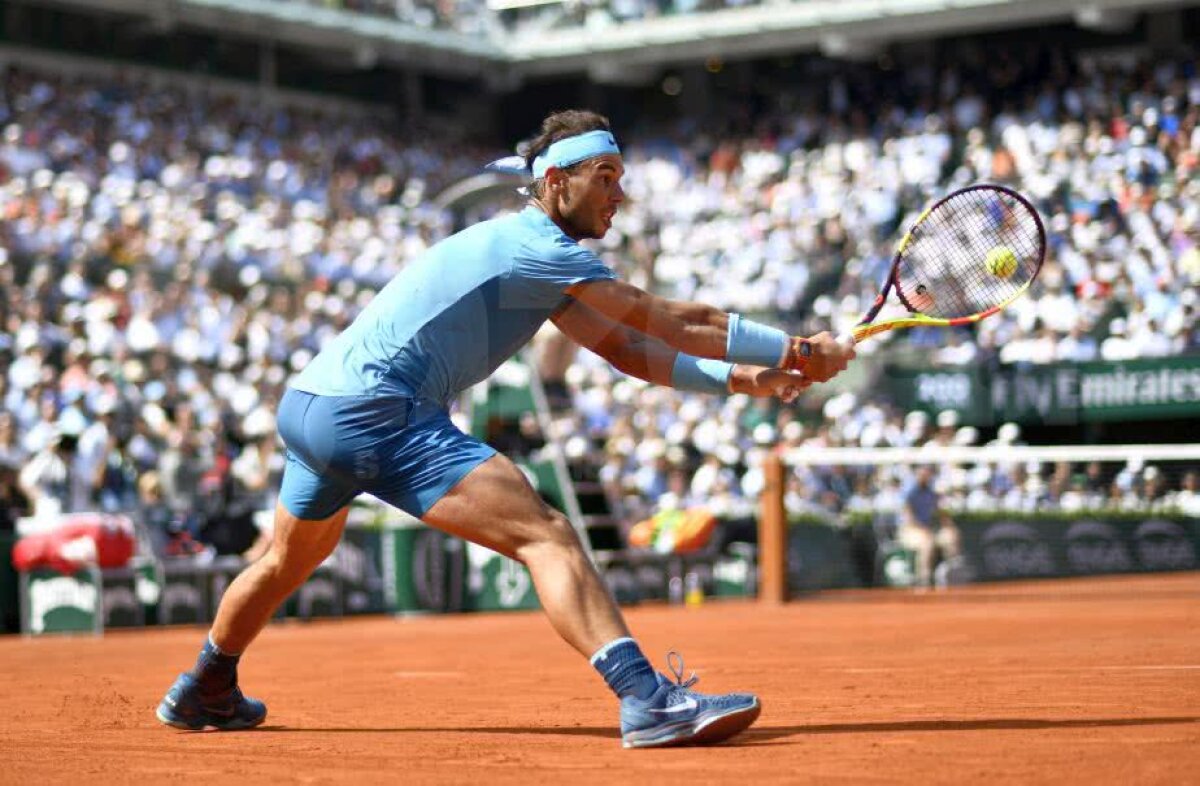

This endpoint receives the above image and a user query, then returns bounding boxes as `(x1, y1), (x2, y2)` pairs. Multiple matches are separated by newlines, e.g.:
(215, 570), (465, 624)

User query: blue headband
(485, 129), (621, 179)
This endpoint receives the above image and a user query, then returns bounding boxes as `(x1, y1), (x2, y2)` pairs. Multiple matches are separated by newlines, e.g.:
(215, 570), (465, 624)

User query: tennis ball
(986, 246), (1018, 278)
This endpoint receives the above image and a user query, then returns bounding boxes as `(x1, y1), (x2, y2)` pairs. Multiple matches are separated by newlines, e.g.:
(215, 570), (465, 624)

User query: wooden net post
(759, 451), (787, 604)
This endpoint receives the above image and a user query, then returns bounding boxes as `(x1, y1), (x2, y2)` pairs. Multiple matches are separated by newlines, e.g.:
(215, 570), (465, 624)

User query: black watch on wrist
(796, 339), (813, 367)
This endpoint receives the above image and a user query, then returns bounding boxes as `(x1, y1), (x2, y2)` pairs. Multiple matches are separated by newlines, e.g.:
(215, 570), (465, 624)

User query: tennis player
(156, 109), (855, 748)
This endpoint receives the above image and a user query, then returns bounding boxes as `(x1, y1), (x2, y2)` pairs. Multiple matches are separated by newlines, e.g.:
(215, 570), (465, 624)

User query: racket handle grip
(836, 331), (857, 347)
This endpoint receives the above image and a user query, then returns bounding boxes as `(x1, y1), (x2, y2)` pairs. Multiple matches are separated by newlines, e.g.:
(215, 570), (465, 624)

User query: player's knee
(546, 511), (582, 547)
(257, 546), (317, 589)
(515, 511), (582, 563)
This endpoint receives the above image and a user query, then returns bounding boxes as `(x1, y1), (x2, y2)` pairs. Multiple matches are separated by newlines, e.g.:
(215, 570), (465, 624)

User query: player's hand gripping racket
(839, 184), (1046, 346)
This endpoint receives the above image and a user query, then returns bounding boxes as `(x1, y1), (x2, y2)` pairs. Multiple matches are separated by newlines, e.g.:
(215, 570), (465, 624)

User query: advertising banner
(465, 543), (539, 611)
(383, 524), (468, 613)
(886, 356), (1200, 426)
(958, 514), (1200, 581)
(19, 568), (101, 635)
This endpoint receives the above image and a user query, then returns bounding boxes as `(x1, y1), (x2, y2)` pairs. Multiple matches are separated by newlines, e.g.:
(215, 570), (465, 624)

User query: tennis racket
(840, 184), (1046, 346)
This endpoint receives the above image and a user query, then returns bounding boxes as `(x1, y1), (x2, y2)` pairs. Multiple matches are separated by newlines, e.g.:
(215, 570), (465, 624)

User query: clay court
(2, 572), (1197, 784)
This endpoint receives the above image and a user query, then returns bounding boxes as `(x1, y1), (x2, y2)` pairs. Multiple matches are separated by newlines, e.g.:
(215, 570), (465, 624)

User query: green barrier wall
(20, 568), (102, 635)
(384, 525), (468, 613)
(339, 527), (388, 614)
(787, 513), (873, 592)
(795, 511), (1200, 589)
(380, 524), (540, 614)
(786, 518), (866, 592)
(955, 513), (1200, 581)
(465, 543), (539, 611)
(0, 532), (17, 633)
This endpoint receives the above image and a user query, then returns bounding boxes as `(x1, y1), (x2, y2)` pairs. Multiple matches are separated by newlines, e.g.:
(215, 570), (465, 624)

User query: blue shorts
(276, 387), (496, 520)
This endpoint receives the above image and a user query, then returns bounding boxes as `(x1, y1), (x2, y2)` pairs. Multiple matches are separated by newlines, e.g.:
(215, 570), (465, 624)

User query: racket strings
(894, 188), (1042, 319)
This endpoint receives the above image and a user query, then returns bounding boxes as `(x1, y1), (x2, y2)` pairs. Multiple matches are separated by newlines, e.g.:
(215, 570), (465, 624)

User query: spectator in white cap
(924, 410), (959, 448)
(1100, 318), (1137, 361)
(989, 422), (1023, 447)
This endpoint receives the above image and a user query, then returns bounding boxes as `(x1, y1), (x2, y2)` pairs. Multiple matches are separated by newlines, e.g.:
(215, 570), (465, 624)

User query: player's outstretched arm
(552, 298), (809, 400)
(565, 278), (728, 358)
(566, 279), (855, 382)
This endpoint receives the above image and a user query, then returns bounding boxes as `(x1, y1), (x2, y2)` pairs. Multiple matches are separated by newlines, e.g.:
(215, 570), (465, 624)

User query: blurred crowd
(2, 45), (1199, 547)
(592, 50), (1200, 363)
(290, 0), (775, 36)
(293, 0), (490, 35)
(0, 66), (484, 550)
(551, 359), (1200, 533)
(790, 418), (1200, 522)
(552, 48), (1200, 526)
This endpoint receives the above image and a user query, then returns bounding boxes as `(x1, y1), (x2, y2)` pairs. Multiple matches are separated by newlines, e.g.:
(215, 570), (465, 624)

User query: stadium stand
(0, 13), (1196, 594)
(544, 46), (1199, 540)
(272, 0), (879, 35)
(0, 63), (490, 555)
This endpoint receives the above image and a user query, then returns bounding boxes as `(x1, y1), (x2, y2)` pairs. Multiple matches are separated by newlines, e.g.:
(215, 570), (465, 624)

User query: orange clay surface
(1, 572), (1198, 785)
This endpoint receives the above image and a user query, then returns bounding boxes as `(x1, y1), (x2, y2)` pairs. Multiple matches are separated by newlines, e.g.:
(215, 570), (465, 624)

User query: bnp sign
(887, 357), (1200, 426)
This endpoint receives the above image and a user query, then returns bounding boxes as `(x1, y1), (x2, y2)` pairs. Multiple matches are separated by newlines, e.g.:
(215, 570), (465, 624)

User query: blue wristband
(670, 353), (733, 394)
(726, 314), (789, 367)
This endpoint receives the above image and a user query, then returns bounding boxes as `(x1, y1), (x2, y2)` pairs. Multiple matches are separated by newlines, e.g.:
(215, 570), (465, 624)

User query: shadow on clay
(241, 715), (1197, 744)
(736, 716), (1200, 744)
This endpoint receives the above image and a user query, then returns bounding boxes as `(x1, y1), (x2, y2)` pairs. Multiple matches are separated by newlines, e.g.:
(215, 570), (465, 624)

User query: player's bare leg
(211, 502), (350, 653)
(423, 453), (761, 748)
(156, 502), (348, 731)
(424, 455), (627, 655)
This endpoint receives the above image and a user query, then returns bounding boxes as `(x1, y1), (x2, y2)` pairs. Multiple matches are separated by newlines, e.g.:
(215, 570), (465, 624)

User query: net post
(759, 451), (788, 604)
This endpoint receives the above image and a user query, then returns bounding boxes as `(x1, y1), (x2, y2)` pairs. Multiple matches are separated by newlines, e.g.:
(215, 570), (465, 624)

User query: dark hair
(524, 109), (611, 198)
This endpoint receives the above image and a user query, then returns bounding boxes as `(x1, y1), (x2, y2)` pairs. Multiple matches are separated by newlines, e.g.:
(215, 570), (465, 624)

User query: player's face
(558, 155), (625, 240)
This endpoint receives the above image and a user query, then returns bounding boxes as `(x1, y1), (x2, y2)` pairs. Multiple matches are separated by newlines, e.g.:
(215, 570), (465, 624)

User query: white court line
(837, 666), (1200, 673)
(1087, 665), (1200, 671)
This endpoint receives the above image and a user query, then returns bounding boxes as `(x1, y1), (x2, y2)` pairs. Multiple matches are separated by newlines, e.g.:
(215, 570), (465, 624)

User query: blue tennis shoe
(620, 652), (761, 749)
(156, 672), (267, 731)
